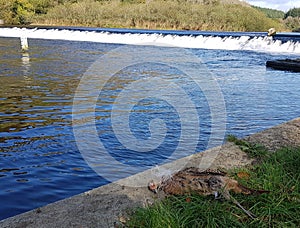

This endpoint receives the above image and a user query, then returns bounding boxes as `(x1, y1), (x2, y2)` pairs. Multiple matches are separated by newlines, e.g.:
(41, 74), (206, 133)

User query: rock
(266, 59), (300, 72)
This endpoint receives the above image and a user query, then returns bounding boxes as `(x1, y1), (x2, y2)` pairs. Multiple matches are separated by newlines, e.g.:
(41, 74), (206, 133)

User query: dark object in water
(266, 59), (300, 72)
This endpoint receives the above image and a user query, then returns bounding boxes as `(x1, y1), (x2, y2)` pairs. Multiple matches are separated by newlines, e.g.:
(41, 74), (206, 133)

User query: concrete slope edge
(1, 117), (300, 228)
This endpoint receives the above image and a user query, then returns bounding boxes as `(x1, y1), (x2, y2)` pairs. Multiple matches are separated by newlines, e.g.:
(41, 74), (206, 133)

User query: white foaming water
(1, 27), (300, 53)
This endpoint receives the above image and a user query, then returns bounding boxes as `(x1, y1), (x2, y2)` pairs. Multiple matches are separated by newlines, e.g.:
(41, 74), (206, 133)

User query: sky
(244, 0), (300, 12)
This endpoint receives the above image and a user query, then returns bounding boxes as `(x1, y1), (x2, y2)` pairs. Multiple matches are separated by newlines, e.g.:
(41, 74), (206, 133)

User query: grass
(226, 135), (268, 159)
(126, 139), (300, 227)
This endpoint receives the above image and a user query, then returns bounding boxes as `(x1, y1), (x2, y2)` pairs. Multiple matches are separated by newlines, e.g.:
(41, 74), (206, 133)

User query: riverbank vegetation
(283, 8), (300, 31)
(1, 0), (298, 32)
(254, 6), (300, 31)
(36, 0), (284, 31)
(253, 6), (285, 19)
(127, 139), (300, 227)
(1, 0), (300, 32)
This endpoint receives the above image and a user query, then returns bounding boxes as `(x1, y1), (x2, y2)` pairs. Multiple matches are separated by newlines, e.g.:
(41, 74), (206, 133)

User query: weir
(0, 27), (300, 53)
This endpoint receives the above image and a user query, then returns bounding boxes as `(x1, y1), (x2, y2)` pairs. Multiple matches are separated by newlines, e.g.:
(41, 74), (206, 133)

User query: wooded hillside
(0, 0), (297, 32)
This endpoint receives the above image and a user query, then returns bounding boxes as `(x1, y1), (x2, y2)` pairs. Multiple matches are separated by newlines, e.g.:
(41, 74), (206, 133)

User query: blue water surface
(1, 32), (300, 220)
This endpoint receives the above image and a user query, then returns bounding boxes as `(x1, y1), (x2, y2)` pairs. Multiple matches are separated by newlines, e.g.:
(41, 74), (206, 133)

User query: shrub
(284, 16), (300, 31)
(0, 0), (34, 24)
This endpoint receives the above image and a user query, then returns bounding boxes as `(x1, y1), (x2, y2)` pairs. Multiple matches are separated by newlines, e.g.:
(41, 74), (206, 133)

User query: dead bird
(148, 167), (269, 219)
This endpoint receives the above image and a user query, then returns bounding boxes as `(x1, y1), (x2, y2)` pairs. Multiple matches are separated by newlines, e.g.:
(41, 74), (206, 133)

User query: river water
(1, 27), (300, 220)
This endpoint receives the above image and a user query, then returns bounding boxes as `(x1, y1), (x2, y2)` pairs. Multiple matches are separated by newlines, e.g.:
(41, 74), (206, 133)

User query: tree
(29, 0), (54, 14)
(284, 7), (300, 19)
(12, 0), (34, 24)
(203, 0), (220, 5)
(252, 6), (284, 19)
(0, 0), (34, 24)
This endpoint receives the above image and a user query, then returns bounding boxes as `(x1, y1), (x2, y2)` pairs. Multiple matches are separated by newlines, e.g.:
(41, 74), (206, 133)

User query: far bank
(1, 0), (287, 32)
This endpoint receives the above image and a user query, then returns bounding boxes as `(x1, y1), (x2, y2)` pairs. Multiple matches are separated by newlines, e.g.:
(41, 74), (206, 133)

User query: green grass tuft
(226, 135), (268, 159)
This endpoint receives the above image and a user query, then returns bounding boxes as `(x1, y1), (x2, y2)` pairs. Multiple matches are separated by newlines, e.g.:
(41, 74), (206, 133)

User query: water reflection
(21, 52), (30, 76)
(0, 37), (111, 220)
